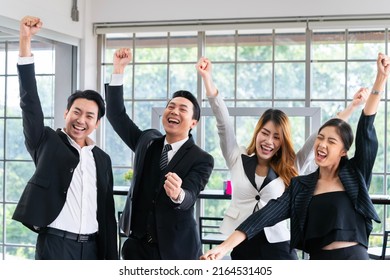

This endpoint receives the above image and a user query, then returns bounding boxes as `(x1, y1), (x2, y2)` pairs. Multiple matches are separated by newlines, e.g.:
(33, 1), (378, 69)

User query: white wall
(91, 0), (390, 23)
(1, 0), (389, 91)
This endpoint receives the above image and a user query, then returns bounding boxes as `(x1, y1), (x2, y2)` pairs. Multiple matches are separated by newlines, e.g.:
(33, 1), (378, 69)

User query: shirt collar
(164, 137), (188, 153)
(61, 128), (96, 151)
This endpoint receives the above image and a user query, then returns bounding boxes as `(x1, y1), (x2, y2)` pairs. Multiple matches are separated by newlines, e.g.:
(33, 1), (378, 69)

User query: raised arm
(18, 16), (46, 152)
(106, 48), (143, 151)
(364, 53), (389, 116)
(196, 57), (241, 167)
(19, 16), (42, 57)
(195, 57), (218, 97)
(296, 87), (369, 175)
(336, 87), (369, 121)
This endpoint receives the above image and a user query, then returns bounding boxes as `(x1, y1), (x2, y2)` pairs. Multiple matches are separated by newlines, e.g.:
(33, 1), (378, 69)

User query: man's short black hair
(171, 90), (200, 121)
(66, 90), (105, 120)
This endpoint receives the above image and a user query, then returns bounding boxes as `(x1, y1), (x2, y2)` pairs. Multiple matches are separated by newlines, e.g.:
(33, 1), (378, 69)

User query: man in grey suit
(12, 16), (117, 260)
(106, 48), (214, 260)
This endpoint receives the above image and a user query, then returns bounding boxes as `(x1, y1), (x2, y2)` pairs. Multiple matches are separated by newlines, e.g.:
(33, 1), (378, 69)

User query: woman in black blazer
(201, 52), (389, 260)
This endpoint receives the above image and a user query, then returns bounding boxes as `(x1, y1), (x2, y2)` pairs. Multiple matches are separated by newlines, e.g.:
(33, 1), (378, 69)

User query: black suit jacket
(237, 112), (381, 253)
(12, 63), (118, 259)
(106, 84), (214, 259)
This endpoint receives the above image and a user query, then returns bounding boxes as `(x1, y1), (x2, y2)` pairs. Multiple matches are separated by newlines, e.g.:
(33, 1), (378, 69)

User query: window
(0, 29), (76, 259)
(98, 22), (389, 251)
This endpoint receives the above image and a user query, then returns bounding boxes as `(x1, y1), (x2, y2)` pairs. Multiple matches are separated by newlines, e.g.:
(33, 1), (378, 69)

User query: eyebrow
(168, 101), (190, 109)
(318, 133), (339, 142)
(261, 127), (279, 135)
(74, 106), (96, 116)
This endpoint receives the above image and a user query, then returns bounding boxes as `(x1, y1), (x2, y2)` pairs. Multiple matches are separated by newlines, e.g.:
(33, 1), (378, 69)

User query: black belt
(42, 227), (97, 243)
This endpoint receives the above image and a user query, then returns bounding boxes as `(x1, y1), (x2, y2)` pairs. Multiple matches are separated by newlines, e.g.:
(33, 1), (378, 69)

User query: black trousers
(309, 244), (369, 260)
(122, 235), (161, 260)
(231, 230), (298, 260)
(35, 231), (98, 260)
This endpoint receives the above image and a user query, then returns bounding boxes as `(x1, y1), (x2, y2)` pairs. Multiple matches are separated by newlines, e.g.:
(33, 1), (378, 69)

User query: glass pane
(348, 30), (385, 60)
(203, 115), (229, 169)
(275, 62), (305, 99)
(134, 64), (167, 99)
(236, 101), (272, 107)
(0, 76), (4, 117)
(4, 245), (35, 260)
(310, 101), (343, 124)
(0, 42), (4, 74)
(237, 63), (272, 99)
(0, 119), (2, 161)
(6, 204), (37, 247)
(134, 33), (167, 63)
(370, 175), (385, 194)
(0, 205), (2, 239)
(134, 101), (166, 130)
(347, 61), (376, 94)
(6, 75), (54, 118)
(6, 119), (30, 160)
(311, 62), (345, 100)
(204, 170), (230, 191)
(5, 42), (18, 75)
(312, 30), (346, 60)
(6, 161), (35, 202)
(104, 115), (133, 167)
(373, 103), (385, 174)
(210, 63), (235, 99)
(237, 30), (273, 61)
(275, 31), (306, 61)
(0, 164), (3, 202)
(274, 101), (305, 107)
(205, 31), (235, 61)
(169, 32), (198, 62)
(236, 116), (259, 147)
(169, 64), (197, 95)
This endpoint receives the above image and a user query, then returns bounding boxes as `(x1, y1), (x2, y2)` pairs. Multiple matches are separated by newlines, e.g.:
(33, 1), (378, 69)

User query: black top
(304, 191), (367, 253)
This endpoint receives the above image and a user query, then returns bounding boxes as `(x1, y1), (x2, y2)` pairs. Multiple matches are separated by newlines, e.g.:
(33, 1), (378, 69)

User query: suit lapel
(165, 136), (194, 171)
(294, 170), (318, 232)
(241, 154), (278, 191)
(241, 154), (258, 190)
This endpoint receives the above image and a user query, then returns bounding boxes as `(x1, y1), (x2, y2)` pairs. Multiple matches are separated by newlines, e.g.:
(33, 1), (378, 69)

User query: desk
(114, 186), (389, 205)
(199, 189), (231, 200)
(113, 186), (130, 196)
(115, 186), (389, 203)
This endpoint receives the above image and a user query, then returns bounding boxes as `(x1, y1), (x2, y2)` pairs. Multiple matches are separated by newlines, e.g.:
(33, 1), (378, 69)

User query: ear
(95, 119), (101, 129)
(64, 109), (69, 119)
(190, 119), (198, 130)
(340, 149), (347, 157)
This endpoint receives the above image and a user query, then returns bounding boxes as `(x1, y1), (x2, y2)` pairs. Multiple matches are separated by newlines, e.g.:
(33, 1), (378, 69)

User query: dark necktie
(160, 144), (172, 170)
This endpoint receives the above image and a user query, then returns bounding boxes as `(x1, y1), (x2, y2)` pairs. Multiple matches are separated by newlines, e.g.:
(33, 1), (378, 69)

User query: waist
(41, 227), (98, 243)
(322, 241), (358, 250)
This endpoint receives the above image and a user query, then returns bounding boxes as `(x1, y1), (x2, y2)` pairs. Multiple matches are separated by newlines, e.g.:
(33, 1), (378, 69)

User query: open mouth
(168, 118), (180, 124)
(260, 144), (273, 155)
(316, 149), (327, 160)
(73, 124), (86, 131)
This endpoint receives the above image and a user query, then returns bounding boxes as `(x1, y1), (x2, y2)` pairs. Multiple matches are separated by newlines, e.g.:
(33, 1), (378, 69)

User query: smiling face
(63, 98), (100, 147)
(314, 126), (347, 169)
(162, 97), (198, 143)
(255, 120), (282, 163)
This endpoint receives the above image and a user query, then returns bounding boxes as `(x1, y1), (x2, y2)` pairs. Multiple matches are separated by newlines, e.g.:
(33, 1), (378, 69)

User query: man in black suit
(12, 16), (118, 260)
(106, 48), (214, 260)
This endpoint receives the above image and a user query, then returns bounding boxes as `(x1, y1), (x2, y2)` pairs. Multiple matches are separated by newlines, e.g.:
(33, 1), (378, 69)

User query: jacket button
(70, 168), (74, 173)
(255, 195), (260, 201)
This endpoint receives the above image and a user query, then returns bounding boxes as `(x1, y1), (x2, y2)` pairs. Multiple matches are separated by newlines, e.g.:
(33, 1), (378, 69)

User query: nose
(318, 141), (326, 148)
